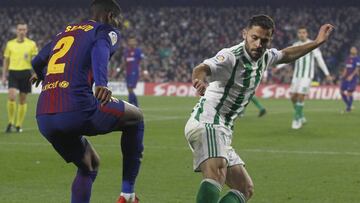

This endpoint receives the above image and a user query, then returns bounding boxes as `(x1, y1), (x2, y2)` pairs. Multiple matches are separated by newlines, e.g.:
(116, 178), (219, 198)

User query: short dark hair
(16, 21), (27, 26)
(298, 26), (308, 31)
(91, 0), (121, 16)
(247, 15), (275, 35)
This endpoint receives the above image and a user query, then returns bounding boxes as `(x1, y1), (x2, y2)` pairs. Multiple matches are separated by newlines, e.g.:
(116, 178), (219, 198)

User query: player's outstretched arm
(192, 63), (211, 96)
(277, 24), (334, 64)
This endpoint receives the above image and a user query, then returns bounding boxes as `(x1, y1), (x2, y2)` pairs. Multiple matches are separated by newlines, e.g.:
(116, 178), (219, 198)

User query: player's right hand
(95, 86), (112, 106)
(193, 78), (207, 96)
(315, 24), (334, 45)
(30, 74), (42, 87)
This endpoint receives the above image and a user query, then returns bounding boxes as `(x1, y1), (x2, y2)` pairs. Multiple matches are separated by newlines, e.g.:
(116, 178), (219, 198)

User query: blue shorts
(36, 100), (125, 163)
(126, 72), (139, 89)
(341, 78), (358, 92)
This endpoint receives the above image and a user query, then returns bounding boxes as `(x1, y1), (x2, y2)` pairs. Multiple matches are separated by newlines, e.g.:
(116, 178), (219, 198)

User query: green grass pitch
(0, 94), (360, 203)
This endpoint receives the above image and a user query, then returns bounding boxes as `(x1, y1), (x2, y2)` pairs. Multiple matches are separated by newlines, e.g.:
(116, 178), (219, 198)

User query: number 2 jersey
(32, 20), (120, 115)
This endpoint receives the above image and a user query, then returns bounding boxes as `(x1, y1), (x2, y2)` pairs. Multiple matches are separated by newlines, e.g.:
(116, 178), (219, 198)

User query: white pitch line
(11, 116), (187, 132)
(0, 141), (359, 157)
(241, 149), (360, 156)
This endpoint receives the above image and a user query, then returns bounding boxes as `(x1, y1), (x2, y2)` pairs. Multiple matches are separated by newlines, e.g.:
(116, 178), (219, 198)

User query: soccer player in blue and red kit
(123, 36), (143, 106)
(340, 46), (360, 112)
(30, 0), (144, 202)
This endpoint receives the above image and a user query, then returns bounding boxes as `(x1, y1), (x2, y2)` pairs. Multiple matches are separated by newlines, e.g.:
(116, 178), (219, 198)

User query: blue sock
(128, 92), (138, 107)
(341, 93), (349, 108)
(347, 95), (353, 111)
(71, 169), (97, 203)
(121, 121), (144, 193)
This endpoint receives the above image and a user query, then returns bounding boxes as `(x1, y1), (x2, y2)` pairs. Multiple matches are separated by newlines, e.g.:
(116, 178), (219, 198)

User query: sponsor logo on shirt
(42, 80), (70, 91)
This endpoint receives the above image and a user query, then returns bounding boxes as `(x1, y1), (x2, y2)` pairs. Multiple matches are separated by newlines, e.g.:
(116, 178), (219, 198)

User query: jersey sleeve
(203, 49), (236, 82)
(31, 41), (52, 80)
(30, 41), (39, 58)
(313, 48), (330, 76)
(3, 41), (10, 58)
(356, 58), (360, 67)
(91, 25), (121, 87)
(137, 48), (144, 60)
(95, 24), (121, 56)
(267, 48), (284, 66)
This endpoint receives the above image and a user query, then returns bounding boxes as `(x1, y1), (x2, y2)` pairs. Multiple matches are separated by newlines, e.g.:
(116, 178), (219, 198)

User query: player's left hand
(315, 24), (334, 45)
(193, 78), (207, 96)
(110, 96), (119, 103)
(346, 76), (353, 81)
(95, 86), (112, 106)
(29, 74), (42, 87)
(326, 75), (333, 83)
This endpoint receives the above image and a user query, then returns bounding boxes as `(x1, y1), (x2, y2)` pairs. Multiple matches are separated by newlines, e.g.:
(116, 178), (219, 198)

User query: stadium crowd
(1, 6), (359, 84)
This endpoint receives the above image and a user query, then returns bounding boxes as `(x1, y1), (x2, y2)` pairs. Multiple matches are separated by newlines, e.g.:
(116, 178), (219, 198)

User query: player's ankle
(120, 192), (136, 201)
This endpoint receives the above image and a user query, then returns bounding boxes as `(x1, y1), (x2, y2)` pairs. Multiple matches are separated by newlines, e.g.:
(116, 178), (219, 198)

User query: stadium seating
(1, 6), (359, 84)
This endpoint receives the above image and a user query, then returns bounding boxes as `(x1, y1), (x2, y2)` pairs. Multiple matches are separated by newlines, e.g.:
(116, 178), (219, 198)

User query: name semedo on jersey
(65, 24), (94, 33)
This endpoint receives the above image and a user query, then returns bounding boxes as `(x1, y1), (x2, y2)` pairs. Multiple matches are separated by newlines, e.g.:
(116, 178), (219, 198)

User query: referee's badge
(108, 31), (118, 46)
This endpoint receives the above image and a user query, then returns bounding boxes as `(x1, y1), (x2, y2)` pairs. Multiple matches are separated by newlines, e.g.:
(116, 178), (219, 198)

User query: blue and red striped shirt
(343, 56), (360, 79)
(32, 20), (120, 115)
(124, 47), (143, 75)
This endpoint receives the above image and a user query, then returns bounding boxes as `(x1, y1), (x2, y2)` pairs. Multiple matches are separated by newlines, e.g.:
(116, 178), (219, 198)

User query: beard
(244, 38), (265, 61)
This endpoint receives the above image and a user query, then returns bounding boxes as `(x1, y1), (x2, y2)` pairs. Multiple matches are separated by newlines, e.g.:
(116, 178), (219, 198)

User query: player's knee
(8, 94), (16, 101)
(245, 182), (254, 199)
(92, 154), (100, 171)
(133, 107), (144, 123)
(201, 159), (227, 185)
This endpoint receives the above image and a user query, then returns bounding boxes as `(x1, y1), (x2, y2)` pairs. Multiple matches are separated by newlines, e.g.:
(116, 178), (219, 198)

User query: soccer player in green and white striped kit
(185, 15), (334, 203)
(276, 26), (332, 129)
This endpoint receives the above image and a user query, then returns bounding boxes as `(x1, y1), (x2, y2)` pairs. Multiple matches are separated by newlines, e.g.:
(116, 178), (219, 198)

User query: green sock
(293, 102), (303, 120)
(298, 102), (304, 118)
(251, 96), (264, 110)
(295, 102), (304, 119)
(196, 179), (221, 203)
(219, 190), (246, 203)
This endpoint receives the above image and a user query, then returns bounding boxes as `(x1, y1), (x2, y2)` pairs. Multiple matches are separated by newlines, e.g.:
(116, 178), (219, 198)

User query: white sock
(121, 192), (135, 201)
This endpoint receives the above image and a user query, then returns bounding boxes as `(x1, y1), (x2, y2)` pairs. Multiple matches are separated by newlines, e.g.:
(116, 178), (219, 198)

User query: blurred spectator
(1, 6), (359, 84)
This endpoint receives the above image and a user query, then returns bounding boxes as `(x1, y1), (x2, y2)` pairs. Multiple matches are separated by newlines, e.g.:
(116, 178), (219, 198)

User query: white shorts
(290, 78), (312, 95)
(184, 117), (244, 172)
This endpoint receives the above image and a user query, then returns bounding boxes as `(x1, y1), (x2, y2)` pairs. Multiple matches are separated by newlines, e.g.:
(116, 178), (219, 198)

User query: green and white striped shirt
(292, 39), (329, 79)
(191, 42), (283, 128)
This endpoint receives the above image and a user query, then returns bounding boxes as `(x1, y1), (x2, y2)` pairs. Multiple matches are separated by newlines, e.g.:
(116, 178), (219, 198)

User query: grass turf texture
(0, 94), (359, 203)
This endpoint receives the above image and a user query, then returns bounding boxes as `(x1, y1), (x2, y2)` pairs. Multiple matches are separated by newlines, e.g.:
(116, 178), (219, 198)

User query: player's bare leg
(114, 101), (143, 129)
(5, 88), (17, 133)
(219, 165), (254, 202)
(71, 140), (100, 203)
(196, 158), (227, 203)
